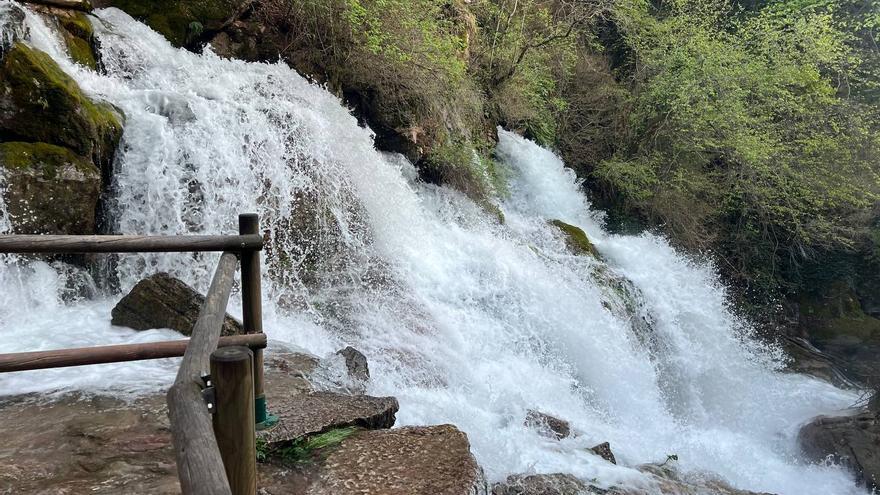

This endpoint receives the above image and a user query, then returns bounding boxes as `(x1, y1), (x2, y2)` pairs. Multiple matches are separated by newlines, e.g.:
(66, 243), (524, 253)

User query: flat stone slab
(305, 425), (487, 495)
(258, 391), (399, 446)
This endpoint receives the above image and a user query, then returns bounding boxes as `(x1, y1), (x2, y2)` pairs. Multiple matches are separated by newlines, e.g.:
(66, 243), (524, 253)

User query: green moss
(0, 43), (122, 166)
(0, 142), (97, 179)
(275, 427), (359, 466)
(64, 34), (97, 69)
(549, 219), (599, 258)
(59, 12), (93, 40)
(57, 13), (98, 69)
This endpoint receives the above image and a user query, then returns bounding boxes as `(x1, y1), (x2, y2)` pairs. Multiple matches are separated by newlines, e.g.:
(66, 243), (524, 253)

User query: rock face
(304, 425), (487, 495)
(99, 0), (249, 48)
(258, 391), (398, 446)
(111, 273), (243, 336)
(799, 409), (880, 490)
(524, 410), (571, 440)
(336, 346), (370, 381)
(0, 42), (121, 173)
(0, 142), (100, 234)
(491, 473), (601, 495)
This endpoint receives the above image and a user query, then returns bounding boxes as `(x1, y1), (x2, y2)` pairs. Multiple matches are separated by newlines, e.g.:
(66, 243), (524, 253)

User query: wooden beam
(0, 334), (267, 373)
(0, 234), (263, 254)
(167, 251), (238, 495)
(238, 214), (267, 422)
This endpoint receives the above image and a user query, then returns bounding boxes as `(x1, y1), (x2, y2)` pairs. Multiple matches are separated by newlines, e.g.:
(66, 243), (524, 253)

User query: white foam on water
(0, 4), (867, 493)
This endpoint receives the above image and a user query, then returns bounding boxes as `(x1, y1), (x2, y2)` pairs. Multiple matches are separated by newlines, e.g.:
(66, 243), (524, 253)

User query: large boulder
(0, 42), (122, 175)
(0, 141), (101, 234)
(799, 409), (880, 490)
(304, 425), (487, 495)
(111, 273), (243, 336)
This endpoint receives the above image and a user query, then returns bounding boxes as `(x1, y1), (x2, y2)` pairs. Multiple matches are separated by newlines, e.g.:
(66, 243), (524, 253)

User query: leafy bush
(581, 0), (880, 301)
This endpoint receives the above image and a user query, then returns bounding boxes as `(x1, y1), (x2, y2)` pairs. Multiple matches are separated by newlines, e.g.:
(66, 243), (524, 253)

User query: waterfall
(0, 4), (867, 494)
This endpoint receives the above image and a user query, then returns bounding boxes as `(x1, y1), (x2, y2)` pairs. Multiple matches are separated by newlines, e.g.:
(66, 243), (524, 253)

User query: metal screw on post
(238, 213), (277, 429)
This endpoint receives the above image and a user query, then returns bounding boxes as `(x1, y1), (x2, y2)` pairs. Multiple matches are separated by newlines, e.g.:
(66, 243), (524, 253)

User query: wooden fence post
(210, 346), (257, 495)
(238, 213), (274, 428)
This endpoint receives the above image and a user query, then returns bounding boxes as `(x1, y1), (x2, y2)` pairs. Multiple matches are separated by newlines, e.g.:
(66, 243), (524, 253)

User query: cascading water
(0, 4), (868, 494)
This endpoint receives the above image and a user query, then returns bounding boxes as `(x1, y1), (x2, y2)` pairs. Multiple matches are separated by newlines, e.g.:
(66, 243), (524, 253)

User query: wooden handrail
(166, 251), (238, 495)
(1, 214), (267, 495)
(0, 234), (263, 253)
(0, 334), (267, 373)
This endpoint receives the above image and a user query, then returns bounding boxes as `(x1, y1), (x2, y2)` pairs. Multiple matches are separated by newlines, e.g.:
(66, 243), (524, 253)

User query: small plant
(255, 437), (270, 463)
(278, 427), (358, 466)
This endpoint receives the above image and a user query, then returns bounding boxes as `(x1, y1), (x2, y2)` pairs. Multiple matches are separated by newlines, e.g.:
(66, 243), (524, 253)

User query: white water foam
(0, 4), (867, 493)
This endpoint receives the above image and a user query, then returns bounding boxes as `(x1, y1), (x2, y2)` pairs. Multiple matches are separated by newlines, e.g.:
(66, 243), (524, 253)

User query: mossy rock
(0, 42), (121, 173)
(549, 219), (599, 258)
(0, 141), (100, 234)
(800, 280), (880, 343)
(107, 0), (246, 47)
(59, 12), (98, 69)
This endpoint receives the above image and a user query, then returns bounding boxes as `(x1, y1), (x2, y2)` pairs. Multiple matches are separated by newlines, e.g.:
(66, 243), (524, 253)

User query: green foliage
(278, 427), (358, 465)
(471, 0), (591, 145)
(587, 0), (880, 299)
(255, 437), (269, 463)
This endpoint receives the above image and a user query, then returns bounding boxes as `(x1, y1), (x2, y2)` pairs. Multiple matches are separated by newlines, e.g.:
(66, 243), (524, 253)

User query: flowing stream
(0, 4), (868, 494)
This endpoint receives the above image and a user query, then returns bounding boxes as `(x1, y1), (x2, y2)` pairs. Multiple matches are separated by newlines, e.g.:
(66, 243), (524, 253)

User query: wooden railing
(0, 213), (270, 495)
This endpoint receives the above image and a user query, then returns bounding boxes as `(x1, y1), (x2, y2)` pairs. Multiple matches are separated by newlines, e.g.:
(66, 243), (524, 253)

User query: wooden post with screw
(210, 346), (256, 495)
(238, 213), (275, 429)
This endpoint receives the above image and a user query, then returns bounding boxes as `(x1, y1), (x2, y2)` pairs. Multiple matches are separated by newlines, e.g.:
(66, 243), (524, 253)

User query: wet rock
(103, 0), (250, 48)
(491, 473), (604, 495)
(549, 219), (599, 258)
(264, 350), (322, 398)
(799, 409), (880, 489)
(637, 463), (775, 495)
(336, 346), (369, 381)
(0, 42), (122, 175)
(258, 391), (398, 447)
(304, 425), (487, 495)
(590, 442), (617, 465)
(0, 142), (100, 234)
(0, 393), (179, 494)
(111, 273), (243, 336)
(525, 410), (571, 440)
(0, 3), (27, 58)
(56, 10), (98, 69)
(21, 0), (93, 11)
(781, 336), (855, 387)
